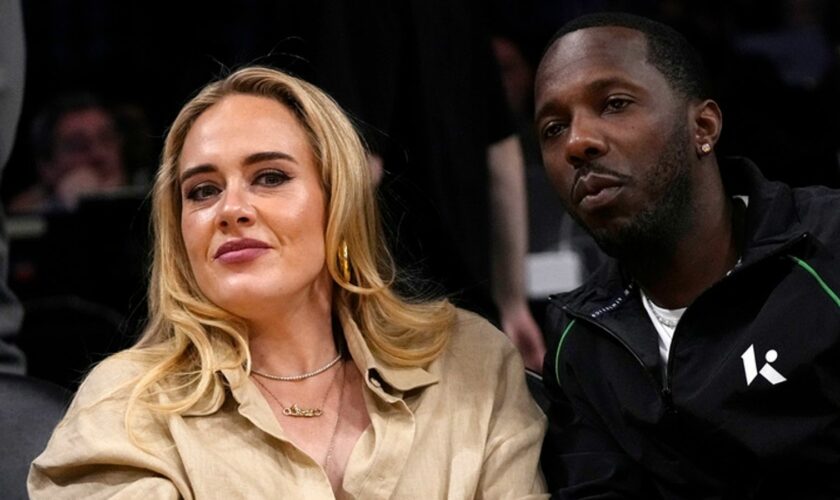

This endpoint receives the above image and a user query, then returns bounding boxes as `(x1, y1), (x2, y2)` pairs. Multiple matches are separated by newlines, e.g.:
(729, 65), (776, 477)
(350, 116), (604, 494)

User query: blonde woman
(27, 67), (547, 498)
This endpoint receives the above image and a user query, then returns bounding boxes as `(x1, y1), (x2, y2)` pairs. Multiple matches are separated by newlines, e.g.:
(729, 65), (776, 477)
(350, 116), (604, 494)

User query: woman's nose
(216, 185), (256, 229)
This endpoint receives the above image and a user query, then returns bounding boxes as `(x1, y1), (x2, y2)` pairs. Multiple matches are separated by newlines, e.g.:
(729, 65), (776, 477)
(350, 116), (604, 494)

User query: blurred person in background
(285, 0), (546, 371)
(8, 93), (128, 214)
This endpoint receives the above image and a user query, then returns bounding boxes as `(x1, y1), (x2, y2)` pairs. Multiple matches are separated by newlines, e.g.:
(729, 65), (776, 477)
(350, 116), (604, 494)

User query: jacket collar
(719, 156), (808, 264)
(551, 264), (662, 373)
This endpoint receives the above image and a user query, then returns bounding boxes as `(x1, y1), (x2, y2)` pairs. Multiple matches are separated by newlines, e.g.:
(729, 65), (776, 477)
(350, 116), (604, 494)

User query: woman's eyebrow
(243, 151), (297, 166)
(179, 164), (216, 185)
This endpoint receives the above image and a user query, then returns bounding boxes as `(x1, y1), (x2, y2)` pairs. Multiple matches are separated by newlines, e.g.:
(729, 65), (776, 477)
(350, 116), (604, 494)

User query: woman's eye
(256, 170), (290, 186)
(186, 184), (220, 201)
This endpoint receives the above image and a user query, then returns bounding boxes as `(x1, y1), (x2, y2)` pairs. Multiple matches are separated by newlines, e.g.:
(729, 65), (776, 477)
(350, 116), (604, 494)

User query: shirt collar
(338, 308), (439, 401)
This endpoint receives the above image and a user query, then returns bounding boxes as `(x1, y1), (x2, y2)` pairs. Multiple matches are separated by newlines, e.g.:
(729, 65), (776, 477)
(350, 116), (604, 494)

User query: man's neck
(633, 193), (742, 310)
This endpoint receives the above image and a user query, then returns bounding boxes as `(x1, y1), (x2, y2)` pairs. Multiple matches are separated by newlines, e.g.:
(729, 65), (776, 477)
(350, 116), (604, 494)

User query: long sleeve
(541, 310), (657, 499)
(477, 333), (548, 499)
(27, 358), (191, 500)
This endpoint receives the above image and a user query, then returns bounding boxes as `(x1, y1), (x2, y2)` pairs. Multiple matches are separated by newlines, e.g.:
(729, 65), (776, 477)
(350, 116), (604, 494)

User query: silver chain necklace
(643, 294), (679, 329)
(251, 351), (343, 382)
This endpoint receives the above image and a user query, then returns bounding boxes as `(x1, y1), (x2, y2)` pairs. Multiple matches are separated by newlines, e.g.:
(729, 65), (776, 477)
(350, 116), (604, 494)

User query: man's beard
(572, 122), (694, 265)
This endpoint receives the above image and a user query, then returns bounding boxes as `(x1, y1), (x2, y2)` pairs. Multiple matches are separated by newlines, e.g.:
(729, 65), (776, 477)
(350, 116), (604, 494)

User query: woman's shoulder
(442, 308), (520, 370)
(70, 350), (154, 409)
(48, 350), (178, 455)
(429, 308), (544, 423)
(450, 308), (515, 349)
(30, 352), (190, 499)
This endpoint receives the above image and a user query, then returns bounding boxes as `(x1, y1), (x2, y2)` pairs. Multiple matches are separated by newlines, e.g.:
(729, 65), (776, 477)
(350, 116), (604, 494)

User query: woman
(28, 67), (547, 498)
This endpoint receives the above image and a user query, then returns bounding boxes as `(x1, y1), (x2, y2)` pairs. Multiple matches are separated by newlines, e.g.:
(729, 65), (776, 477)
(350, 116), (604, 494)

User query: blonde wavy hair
(123, 66), (454, 424)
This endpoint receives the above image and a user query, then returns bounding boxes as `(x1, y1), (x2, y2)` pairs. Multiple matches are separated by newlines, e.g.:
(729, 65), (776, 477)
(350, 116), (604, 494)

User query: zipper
(561, 306), (663, 402)
(661, 231), (811, 398)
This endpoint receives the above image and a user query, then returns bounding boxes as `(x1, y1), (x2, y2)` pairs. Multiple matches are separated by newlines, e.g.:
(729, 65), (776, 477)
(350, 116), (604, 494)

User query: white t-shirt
(641, 289), (685, 366)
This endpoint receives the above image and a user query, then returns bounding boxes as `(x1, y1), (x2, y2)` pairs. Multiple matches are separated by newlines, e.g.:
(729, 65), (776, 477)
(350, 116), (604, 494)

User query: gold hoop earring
(338, 241), (350, 282)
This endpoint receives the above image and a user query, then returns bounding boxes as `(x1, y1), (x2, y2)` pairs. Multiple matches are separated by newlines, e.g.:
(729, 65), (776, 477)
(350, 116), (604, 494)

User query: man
(535, 12), (840, 497)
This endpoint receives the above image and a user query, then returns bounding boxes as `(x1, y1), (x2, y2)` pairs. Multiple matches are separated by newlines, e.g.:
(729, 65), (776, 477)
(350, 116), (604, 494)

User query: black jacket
(542, 158), (840, 499)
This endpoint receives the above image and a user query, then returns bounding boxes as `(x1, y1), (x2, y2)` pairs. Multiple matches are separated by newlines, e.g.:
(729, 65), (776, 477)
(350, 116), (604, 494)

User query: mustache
(573, 161), (632, 185)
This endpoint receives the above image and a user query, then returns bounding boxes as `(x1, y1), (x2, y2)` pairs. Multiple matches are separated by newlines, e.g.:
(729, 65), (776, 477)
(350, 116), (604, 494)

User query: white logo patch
(741, 344), (787, 386)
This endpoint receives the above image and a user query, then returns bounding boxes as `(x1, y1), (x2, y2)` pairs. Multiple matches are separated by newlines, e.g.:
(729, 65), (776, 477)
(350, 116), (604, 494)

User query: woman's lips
(573, 173), (624, 211)
(214, 238), (271, 263)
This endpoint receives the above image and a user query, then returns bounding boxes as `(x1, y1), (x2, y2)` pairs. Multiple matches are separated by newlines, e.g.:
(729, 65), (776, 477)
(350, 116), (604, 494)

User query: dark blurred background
(6, 0), (839, 199)
(3, 0), (840, 388)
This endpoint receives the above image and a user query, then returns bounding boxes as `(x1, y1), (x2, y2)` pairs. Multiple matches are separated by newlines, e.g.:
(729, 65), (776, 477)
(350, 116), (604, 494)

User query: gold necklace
(252, 359), (342, 418)
(251, 351), (343, 381)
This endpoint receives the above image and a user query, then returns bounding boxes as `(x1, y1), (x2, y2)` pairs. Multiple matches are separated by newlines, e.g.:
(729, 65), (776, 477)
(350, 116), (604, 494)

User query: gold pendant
(283, 404), (323, 417)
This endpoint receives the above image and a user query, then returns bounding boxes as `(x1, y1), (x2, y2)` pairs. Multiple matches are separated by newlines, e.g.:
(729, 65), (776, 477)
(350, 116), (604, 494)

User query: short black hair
(546, 12), (711, 100)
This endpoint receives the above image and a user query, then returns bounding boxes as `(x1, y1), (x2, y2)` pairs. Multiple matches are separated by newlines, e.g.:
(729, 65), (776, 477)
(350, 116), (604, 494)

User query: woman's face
(178, 93), (329, 319)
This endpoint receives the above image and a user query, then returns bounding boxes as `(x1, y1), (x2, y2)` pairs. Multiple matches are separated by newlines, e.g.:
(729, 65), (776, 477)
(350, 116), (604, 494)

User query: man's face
(534, 26), (695, 258)
(46, 108), (124, 187)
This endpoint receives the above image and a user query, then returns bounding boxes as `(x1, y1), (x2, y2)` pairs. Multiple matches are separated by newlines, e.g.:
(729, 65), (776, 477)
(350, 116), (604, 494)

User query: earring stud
(700, 143), (712, 154)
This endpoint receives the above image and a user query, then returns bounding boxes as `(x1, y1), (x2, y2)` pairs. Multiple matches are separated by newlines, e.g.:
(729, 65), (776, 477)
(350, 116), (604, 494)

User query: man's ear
(691, 99), (722, 158)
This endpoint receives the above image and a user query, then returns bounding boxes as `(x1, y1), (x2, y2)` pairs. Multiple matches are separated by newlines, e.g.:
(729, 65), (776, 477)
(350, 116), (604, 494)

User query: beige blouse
(28, 309), (547, 499)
